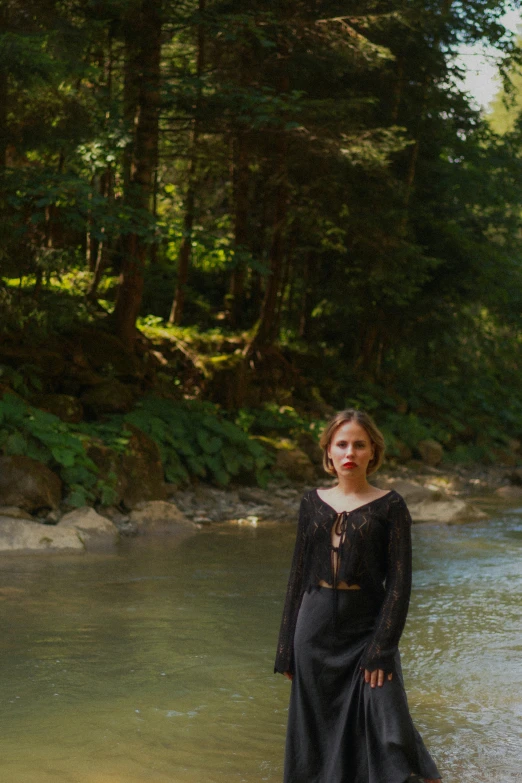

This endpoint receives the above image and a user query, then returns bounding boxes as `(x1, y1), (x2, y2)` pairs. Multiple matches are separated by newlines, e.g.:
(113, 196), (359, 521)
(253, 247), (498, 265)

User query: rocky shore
(0, 458), (521, 555)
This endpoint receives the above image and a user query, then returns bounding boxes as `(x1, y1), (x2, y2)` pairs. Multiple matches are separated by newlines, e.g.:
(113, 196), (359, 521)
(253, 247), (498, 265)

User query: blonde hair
(319, 409), (385, 476)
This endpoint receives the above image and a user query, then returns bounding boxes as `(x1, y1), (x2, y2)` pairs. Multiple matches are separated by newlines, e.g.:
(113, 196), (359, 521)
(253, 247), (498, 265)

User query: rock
(238, 487), (276, 504)
(0, 517), (84, 553)
(417, 439), (444, 466)
(490, 447), (518, 467)
(296, 432), (323, 468)
(408, 498), (483, 524)
(86, 440), (125, 503)
(0, 345), (65, 377)
(58, 507), (118, 550)
(128, 501), (197, 536)
(0, 456), (62, 512)
(120, 424), (167, 508)
(74, 328), (144, 380)
(274, 447), (316, 484)
(86, 424), (166, 509)
(80, 380), (135, 415)
(59, 367), (106, 396)
(390, 439), (412, 463)
(97, 506), (130, 525)
(0, 506), (35, 521)
(40, 509), (61, 524)
(97, 506), (135, 535)
(389, 480), (440, 504)
(506, 438), (521, 454)
(33, 394), (84, 423)
(170, 483), (301, 524)
(507, 469), (522, 486)
(495, 485), (522, 499)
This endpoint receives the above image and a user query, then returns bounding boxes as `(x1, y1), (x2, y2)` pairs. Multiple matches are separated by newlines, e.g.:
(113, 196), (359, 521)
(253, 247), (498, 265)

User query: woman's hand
(283, 672), (293, 681)
(363, 668), (392, 688)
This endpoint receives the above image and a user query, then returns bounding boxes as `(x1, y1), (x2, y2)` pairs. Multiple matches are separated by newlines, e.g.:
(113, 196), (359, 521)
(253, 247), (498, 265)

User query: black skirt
(284, 586), (441, 783)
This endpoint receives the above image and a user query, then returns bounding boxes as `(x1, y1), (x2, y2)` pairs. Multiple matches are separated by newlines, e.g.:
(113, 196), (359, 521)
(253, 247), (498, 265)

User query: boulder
(59, 367), (106, 396)
(390, 439), (412, 464)
(490, 447), (518, 467)
(86, 440), (126, 504)
(0, 517), (84, 553)
(86, 424), (166, 508)
(58, 507), (118, 550)
(408, 498), (483, 524)
(296, 432), (323, 469)
(0, 506), (35, 521)
(120, 424), (167, 508)
(388, 480), (440, 504)
(33, 394), (84, 424)
(0, 345), (65, 377)
(417, 439), (444, 466)
(0, 456), (62, 512)
(74, 328), (144, 380)
(80, 380), (135, 415)
(507, 469), (522, 486)
(495, 485), (522, 499)
(128, 501), (197, 536)
(274, 446), (316, 484)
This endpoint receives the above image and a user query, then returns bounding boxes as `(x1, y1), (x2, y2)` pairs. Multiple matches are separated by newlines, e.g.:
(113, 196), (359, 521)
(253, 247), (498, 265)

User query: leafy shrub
(380, 412), (450, 451)
(0, 393), (116, 506)
(0, 393), (274, 508)
(235, 403), (322, 439)
(125, 396), (272, 486)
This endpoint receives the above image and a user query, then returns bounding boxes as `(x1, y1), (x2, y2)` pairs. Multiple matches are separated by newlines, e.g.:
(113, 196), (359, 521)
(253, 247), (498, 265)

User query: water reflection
(0, 512), (520, 782)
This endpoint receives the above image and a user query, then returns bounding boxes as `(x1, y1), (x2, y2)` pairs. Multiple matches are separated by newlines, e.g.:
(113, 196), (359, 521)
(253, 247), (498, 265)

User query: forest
(2, 0), (522, 504)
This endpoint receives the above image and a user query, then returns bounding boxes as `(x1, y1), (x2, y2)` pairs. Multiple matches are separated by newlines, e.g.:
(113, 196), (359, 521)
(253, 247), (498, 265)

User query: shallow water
(0, 509), (520, 783)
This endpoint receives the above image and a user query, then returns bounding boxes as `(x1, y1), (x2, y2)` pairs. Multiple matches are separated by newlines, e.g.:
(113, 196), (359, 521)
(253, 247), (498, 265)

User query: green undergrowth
(234, 403), (322, 439)
(0, 393), (273, 507)
(125, 396), (272, 486)
(0, 392), (114, 507)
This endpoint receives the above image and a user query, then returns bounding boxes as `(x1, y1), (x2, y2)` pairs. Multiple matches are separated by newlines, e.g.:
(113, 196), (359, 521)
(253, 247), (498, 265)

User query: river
(0, 508), (520, 782)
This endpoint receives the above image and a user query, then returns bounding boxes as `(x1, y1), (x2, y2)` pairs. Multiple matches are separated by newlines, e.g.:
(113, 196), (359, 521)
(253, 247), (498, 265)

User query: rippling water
(0, 508), (520, 782)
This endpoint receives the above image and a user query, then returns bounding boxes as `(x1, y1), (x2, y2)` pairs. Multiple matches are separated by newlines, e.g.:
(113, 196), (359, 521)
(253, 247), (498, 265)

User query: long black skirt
(284, 586), (441, 783)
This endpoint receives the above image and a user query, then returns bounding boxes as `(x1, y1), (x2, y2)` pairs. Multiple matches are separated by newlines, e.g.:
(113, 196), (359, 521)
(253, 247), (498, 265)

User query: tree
(111, 0), (163, 346)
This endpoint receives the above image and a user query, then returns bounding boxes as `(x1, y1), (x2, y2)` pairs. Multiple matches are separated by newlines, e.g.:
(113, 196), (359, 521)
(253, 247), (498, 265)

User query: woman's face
(328, 420), (374, 477)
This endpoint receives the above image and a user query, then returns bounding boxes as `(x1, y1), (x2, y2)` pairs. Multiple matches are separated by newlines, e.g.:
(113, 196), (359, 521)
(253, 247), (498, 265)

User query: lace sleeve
(274, 496), (309, 675)
(360, 494), (412, 674)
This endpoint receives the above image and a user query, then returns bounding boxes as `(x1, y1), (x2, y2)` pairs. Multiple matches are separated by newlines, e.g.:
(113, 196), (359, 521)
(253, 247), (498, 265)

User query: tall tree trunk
(168, 164), (195, 325)
(298, 252), (314, 339)
(0, 4), (8, 170)
(227, 130), (250, 327)
(122, 23), (141, 196)
(88, 31), (115, 299)
(168, 0), (206, 326)
(247, 135), (288, 352)
(112, 0), (162, 347)
(401, 1), (453, 216)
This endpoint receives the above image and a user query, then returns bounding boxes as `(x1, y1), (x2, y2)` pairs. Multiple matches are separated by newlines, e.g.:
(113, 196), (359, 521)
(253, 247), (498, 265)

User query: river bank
(1, 459), (521, 555)
(169, 460), (522, 527)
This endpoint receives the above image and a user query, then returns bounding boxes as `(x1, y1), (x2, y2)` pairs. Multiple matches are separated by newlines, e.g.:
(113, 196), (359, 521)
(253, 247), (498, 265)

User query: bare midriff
(318, 580), (361, 590)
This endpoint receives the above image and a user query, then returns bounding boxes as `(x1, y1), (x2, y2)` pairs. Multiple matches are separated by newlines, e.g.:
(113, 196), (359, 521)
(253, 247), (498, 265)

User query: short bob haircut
(319, 409), (385, 477)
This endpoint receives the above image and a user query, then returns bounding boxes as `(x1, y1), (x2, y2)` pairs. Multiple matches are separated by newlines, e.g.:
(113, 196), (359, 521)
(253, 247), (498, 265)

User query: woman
(275, 409), (441, 783)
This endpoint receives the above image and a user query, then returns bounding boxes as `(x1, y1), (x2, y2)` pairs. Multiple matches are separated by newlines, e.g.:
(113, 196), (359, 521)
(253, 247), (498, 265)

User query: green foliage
(235, 404), (321, 440)
(0, 393), (113, 506)
(125, 396), (272, 487)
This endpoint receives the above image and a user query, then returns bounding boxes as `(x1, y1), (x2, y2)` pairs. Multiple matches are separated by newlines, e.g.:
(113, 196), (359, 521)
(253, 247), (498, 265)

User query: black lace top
(274, 488), (412, 675)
